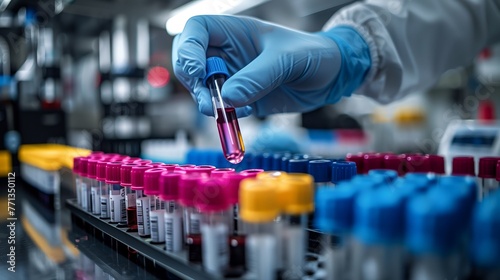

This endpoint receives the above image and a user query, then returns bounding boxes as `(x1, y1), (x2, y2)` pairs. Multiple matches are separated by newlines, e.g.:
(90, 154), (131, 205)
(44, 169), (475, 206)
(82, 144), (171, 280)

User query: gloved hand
(172, 15), (371, 117)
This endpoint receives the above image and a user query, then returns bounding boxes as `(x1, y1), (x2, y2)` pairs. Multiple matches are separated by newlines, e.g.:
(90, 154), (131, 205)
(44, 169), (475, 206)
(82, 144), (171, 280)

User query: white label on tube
(201, 223), (229, 275)
(247, 234), (277, 280)
(126, 192), (136, 208)
(190, 213), (202, 234)
(76, 178), (81, 205)
(109, 187), (125, 223)
(284, 226), (305, 278)
(156, 197), (166, 210)
(100, 195), (109, 218)
(150, 210), (165, 243)
(165, 211), (182, 252)
(136, 197), (151, 236)
(274, 222), (285, 270)
(91, 187), (101, 215)
(81, 182), (89, 211)
(150, 196), (156, 211)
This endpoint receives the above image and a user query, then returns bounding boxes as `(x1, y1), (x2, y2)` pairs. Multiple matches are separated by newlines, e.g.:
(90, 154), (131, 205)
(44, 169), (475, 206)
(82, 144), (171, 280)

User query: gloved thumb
(221, 53), (286, 108)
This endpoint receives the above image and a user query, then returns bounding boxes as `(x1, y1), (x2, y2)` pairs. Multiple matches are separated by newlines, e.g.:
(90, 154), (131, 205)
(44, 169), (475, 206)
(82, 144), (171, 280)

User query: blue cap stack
(281, 156), (291, 172)
(368, 169), (398, 184)
(262, 153), (273, 171)
(251, 153), (264, 169)
(433, 176), (478, 226)
(272, 153), (286, 170)
(331, 161), (357, 184)
(308, 160), (332, 183)
(471, 193), (500, 268)
(350, 174), (385, 190)
(288, 159), (309, 173)
(315, 184), (358, 234)
(354, 188), (405, 245)
(406, 194), (460, 256)
(204, 56), (229, 86)
(405, 172), (437, 186)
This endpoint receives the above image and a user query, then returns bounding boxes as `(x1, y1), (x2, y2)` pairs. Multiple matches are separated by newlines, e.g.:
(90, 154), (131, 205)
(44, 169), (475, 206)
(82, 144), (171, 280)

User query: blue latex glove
(172, 15), (371, 117)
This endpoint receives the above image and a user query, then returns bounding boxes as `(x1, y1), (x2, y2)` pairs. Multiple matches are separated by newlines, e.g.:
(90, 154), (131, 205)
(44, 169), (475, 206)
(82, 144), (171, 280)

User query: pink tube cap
(452, 156), (475, 176)
(178, 174), (205, 207)
(96, 160), (109, 182)
(184, 165), (216, 175)
(134, 159), (153, 165)
(406, 155), (430, 173)
(195, 178), (229, 212)
(240, 169), (264, 176)
(363, 154), (383, 173)
(478, 157), (500, 178)
(224, 172), (260, 205)
(210, 168), (235, 178)
(346, 153), (364, 174)
(144, 168), (168, 195)
(121, 163), (141, 187)
(87, 159), (100, 179)
(80, 157), (89, 177)
(105, 162), (123, 184)
(159, 170), (186, 201)
(73, 157), (83, 174)
(130, 166), (154, 190)
(383, 154), (405, 176)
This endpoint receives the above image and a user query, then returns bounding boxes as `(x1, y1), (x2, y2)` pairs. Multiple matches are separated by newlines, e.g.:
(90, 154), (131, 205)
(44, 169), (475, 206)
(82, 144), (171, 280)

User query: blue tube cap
(471, 194), (500, 268)
(315, 184), (357, 234)
(368, 169), (398, 184)
(349, 174), (385, 190)
(404, 172), (437, 186)
(354, 188), (405, 245)
(251, 153), (264, 169)
(331, 161), (357, 184)
(406, 194), (461, 255)
(288, 159), (309, 173)
(308, 159), (332, 183)
(203, 57), (229, 86)
(262, 153), (274, 171)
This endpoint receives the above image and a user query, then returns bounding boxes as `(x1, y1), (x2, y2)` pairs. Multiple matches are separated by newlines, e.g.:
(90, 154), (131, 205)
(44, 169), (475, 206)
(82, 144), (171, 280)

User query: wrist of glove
(172, 15), (371, 117)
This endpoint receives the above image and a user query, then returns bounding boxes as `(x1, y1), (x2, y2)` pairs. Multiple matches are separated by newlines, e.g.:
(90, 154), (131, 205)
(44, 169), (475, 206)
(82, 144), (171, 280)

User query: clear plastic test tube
(106, 162), (127, 226)
(96, 160), (110, 219)
(130, 166), (155, 238)
(240, 178), (280, 280)
(196, 178), (231, 276)
(203, 56), (245, 164)
(88, 158), (102, 215)
(121, 163), (141, 231)
(73, 157), (83, 206)
(159, 170), (186, 253)
(79, 157), (91, 212)
(478, 157), (500, 200)
(278, 174), (314, 280)
(144, 168), (168, 244)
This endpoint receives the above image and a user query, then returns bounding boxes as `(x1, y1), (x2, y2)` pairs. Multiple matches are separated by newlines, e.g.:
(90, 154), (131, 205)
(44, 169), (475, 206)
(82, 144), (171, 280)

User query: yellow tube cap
(256, 171), (287, 180)
(278, 173), (314, 215)
(239, 178), (280, 223)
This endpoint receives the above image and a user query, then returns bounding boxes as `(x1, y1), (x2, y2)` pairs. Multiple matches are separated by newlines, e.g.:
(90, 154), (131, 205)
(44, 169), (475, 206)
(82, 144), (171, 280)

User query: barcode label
(137, 199), (144, 233)
(150, 196), (156, 211)
(151, 216), (159, 242)
(190, 213), (201, 234)
(136, 197), (151, 235)
(81, 183), (88, 211)
(100, 195), (109, 218)
(91, 187), (101, 214)
(166, 219), (174, 251)
(165, 213), (182, 252)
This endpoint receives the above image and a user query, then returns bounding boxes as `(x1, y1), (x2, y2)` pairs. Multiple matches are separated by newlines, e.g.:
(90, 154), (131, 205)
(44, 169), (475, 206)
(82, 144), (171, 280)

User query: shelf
(66, 199), (220, 280)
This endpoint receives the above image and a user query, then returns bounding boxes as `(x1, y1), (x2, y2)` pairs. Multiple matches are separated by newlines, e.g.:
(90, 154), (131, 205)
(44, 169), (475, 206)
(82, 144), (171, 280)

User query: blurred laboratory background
(1, 0), (500, 279)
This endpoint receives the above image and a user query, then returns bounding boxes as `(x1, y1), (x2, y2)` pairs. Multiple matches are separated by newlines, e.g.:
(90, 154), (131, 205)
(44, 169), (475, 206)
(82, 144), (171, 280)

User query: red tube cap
(159, 170), (186, 201)
(452, 156), (475, 176)
(195, 178), (228, 212)
(144, 168), (168, 196)
(478, 157), (500, 178)
(120, 163), (141, 187)
(363, 154), (383, 173)
(406, 155), (430, 173)
(346, 153), (364, 174)
(105, 162), (123, 184)
(383, 154), (405, 176)
(130, 166), (154, 190)
(497, 162), (500, 181)
(427, 155), (445, 174)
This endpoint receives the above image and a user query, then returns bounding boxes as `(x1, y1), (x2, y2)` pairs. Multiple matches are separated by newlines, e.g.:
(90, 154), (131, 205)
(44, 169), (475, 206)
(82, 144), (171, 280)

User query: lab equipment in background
(204, 57), (245, 164)
(240, 178), (279, 280)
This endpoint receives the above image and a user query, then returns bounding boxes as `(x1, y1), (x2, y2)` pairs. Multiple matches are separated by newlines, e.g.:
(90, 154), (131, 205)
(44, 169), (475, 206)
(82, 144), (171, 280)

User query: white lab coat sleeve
(323, 0), (500, 104)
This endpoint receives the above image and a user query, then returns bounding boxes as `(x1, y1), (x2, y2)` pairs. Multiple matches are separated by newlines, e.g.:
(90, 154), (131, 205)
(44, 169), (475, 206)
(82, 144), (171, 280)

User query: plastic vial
(106, 162), (126, 226)
(197, 178), (231, 276)
(478, 157), (500, 200)
(79, 157), (91, 212)
(73, 157), (83, 206)
(121, 163), (141, 231)
(179, 174), (205, 262)
(210, 168), (235, 178)
(277, 174), (314, 280)
(240, 178), (280, 280)
(144, 168), (168, 244)
(308, 159), (333, 188)
(131, 166), (155, 237)
(331, 161), (357, 186)
(159, 171), (185, 253)
(95, 160), (110, 219)
(407, 194), (461, 280)
(225, 172), (261, 235)
(451, 156), (476, 176)
(88, 159), (102, 215)
(203, 57), (245, 164)
(315, 186), (358, 280)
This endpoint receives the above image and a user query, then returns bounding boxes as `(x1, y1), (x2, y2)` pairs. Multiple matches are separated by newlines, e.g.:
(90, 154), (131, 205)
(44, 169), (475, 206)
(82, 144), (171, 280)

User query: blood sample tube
(144, 168), (168, 244)
(428, 154), (445, 175)
(406, 154), (430, 173)
(121, 163), (141, 231)
(346, 153), (364, 174)
(131, 165), (155, 237)
(88, 158), (102, 215)
(106, 162), (127, 226)
(407, 194), (461, 280)
(96, 160), (110, 219)
(351, 188), (405, 280)
(363, 154), (383, 174)
(308, 159), (332, 188)
(478, 157), (500, 200)
(452, 156), (475, 176)
(210, 168), (235, 178)
(73, 157), (83, 206)
(195, 178), (231, 276)
(383, 154), (406, 176)
(331, 161), (357, 185)
(315, 185), (358, 280)
(159, 170), (186, 253)
(278, 174), (314, 279)
(179, 174), (205, 262)
(240, 178), (279, 280)
(79, 157), (91, 212)
(203, 57), (245, 164)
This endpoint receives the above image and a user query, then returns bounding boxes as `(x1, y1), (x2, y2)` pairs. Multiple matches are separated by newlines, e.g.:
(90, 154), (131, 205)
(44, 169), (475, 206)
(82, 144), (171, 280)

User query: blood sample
(121, 163), (141, 231)
(204, 57), (245, 164)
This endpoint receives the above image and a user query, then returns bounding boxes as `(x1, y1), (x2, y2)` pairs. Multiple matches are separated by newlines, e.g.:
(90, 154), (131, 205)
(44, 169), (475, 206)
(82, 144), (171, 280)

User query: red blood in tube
(216, 108), (245, 164)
